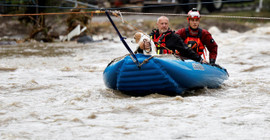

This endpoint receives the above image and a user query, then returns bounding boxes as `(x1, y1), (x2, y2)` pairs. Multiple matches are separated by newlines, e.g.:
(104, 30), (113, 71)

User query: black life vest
(152, 30), (172, 54)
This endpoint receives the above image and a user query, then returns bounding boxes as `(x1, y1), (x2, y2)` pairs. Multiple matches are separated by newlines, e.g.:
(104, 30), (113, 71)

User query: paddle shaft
(105, 11), (139, 66)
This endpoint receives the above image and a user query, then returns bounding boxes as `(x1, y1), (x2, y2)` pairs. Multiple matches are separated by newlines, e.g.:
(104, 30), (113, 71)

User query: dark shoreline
(0, 13), (267, 41)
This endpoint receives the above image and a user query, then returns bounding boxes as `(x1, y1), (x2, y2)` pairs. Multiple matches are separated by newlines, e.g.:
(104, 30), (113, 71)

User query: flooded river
(1, 24), (270, 139)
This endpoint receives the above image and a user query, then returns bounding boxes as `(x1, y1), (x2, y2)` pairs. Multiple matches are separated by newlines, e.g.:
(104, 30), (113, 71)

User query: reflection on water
(0, 26), (270, 139)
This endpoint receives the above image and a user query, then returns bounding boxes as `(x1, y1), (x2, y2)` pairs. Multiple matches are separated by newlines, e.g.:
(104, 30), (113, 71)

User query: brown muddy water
(0, 25), (270, 139)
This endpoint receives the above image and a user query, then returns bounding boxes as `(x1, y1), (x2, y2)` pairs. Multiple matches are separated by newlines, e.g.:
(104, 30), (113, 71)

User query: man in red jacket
(176, 8), (218, 64)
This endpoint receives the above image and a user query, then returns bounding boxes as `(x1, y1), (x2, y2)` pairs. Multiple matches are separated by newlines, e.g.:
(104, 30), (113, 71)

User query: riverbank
(0, 9), (269, 42)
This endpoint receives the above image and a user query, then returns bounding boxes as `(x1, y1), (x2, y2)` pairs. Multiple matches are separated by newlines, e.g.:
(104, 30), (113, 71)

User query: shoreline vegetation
(0, 9), (269, 42)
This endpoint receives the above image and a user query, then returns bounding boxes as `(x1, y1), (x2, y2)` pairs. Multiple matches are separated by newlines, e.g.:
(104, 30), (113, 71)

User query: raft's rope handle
(107, 53), (154, 68)
(138, 56), (155, 67)
(106, 54), (129, 67)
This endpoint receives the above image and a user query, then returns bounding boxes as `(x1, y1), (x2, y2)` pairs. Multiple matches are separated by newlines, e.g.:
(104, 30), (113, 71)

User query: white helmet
(187, 8), (201, 21)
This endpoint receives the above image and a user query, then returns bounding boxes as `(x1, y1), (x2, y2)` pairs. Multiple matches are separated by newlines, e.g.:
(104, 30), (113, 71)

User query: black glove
(199, 58), (205, 64)
(210, 59), (216, 64)
(209, 59), (221, 68)
(210, 63), (223, 69)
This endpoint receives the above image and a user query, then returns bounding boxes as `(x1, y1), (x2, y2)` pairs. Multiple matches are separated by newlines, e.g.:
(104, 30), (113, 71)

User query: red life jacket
(184, 28), (206, 58)
(152, 31), (172, 54)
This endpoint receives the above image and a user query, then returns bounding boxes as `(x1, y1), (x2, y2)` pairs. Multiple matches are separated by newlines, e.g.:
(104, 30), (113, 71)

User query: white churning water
(0, 25), (270, 140)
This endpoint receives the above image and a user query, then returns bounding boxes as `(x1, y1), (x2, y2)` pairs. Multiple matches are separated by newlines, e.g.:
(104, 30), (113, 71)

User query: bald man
(148, 16), (205, 63)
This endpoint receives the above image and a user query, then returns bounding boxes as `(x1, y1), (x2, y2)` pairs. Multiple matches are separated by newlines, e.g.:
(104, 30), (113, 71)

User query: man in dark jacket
(137, 16), (205, 63)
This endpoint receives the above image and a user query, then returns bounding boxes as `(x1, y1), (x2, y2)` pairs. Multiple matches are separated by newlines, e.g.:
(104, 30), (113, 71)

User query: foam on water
(0, 25), (270, 139)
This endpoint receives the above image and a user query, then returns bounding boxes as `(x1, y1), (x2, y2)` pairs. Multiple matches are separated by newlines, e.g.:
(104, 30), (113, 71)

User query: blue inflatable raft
(103, 54), (229, 96)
